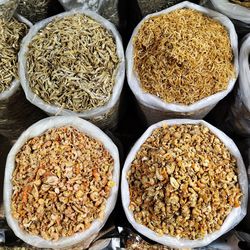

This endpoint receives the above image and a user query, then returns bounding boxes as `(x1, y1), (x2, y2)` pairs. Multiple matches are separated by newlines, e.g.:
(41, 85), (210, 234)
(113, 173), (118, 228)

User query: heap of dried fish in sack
(0, 0), (19, 20)
(137, 0), (183, 17)
(26, 14), (119, 113)
(133, 9), (235, 105)
(17, 0), (52, 24)
(0, 17), (45, 142)
(11, 126), (114, 241)
(0, 17), (27, 93)
(230, 0), (250, 8)
(127, 124), (242, 240)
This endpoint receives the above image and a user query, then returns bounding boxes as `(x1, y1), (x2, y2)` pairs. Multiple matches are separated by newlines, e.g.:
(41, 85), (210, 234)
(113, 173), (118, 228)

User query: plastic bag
(0, 14), (46, 142)
(126, 1), (238, 126)
(226, 34), (250, 136)
(205, 0), (250, 36)
(121, 119), (248, 249)
(4, 116), (120, 249)
(17, 0), (53, 24)
(18, 9), (125, 130)
(58, 0), (119, 26)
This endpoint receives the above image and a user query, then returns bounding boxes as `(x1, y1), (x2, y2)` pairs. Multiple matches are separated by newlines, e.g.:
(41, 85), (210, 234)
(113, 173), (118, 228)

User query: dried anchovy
(128, 124), (242, 240)
(0, 0), (19, 20)
(17, 0), (51, 23)
(11, 126), (114, 241)
(0, 17), (28, 93)
(27, 14), (119, 112)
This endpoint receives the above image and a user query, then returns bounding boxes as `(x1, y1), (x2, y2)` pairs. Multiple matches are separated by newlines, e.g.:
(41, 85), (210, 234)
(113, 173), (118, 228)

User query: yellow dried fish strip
(26, 14), (119, 112)
(133, 9), (235, 105)
(0, 18), (28, 93)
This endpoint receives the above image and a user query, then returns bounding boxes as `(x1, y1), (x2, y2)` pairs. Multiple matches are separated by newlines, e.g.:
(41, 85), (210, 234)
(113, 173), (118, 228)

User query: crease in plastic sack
(121, 119), (248, 249)
(209, 0), (250, 29)
(4, 116), (120, 249)
(18, 9), (125, 129)
(126, 1), (238, 125)
(0, 14), (32, 102)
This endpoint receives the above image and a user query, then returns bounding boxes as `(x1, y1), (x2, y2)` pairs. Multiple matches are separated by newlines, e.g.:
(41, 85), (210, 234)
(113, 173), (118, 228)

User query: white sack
(227, 33), (250, 135)
(4, 116), (120, 249)
(0, 14), (32, 101)
(19, 9), (125, 129)
(121, 119), (248, 249)
(126, 1), (238, 125)
(58, 0), (103, 11)
(208, 0), (250, 35)
(58, 0), (119, 28)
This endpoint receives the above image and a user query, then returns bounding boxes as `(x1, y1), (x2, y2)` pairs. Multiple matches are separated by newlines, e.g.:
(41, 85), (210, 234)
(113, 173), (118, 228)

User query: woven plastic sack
(227, 34), (250, 136)
(4, 116), (120, 249)
(126, 1), (238, 125)
(58, 0), (119, 26)
(205, 0), (250, 36)
(121, 119), (248, 248)
(19, 9), (125, 130)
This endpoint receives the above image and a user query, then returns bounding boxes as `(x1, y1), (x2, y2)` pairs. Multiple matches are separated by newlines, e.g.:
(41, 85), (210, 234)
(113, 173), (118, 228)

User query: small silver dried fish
(0, 17), (28, 93)
(26, 14), (119, 113)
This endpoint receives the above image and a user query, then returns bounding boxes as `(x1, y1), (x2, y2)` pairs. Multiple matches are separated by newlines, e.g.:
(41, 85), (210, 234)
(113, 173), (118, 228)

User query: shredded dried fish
(0, 17), (28, 93)
(12, 126), (114, 241)
(17, 0), (52, 23)
(0, 0), (18, 20)
(133, 9), (235, 105)
(26, 14), (119, 112)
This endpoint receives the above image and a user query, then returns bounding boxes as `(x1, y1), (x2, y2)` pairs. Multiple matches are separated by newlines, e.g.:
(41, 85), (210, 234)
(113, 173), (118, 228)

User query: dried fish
(17, 0), (52, 23)
(26, 14), (119, 113)
(11, 126), (114, 241)
(0, 17), (28, 93)
(133, 9), (235, 105)
(0, 0), (19, 20)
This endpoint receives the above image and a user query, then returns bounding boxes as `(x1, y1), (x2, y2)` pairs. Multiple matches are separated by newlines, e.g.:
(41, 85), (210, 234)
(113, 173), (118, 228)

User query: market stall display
(4, 116), (120, 248)
(126, 1), (238, 125)
(122, 119), (248, 248)
(19, 9), (125, 129)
